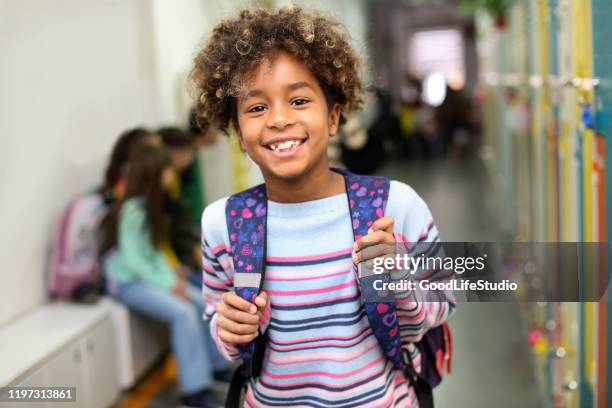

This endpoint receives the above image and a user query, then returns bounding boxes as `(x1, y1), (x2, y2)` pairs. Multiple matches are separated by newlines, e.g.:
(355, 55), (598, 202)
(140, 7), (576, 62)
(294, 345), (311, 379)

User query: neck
(264, 165), (345, 203)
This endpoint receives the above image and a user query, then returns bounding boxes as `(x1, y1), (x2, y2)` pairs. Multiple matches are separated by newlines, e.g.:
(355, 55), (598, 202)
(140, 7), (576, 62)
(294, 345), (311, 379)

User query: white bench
(0, 301), (119, 408)
(104, 297), (169, 390)
(0, 298), (168, 408)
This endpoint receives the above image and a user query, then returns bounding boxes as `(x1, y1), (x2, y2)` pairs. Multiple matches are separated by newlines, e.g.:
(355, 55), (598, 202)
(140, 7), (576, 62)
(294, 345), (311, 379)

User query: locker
(478, 0), (608, 406)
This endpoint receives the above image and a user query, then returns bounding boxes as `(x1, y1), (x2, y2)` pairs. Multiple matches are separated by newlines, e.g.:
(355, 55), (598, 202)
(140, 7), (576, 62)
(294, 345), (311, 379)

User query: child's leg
(185, 284), (232, 372)
(112, 280), (214, 394)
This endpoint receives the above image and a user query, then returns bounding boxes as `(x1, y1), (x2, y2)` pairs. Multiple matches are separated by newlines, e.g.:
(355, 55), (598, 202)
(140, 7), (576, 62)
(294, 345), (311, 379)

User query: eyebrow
(244, 81), (314, 99)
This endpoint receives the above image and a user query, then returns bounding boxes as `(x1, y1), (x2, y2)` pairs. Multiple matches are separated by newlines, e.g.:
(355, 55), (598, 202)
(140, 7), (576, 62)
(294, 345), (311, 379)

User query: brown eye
(247, 105), (266, 113)
(292, 98), (310, 106)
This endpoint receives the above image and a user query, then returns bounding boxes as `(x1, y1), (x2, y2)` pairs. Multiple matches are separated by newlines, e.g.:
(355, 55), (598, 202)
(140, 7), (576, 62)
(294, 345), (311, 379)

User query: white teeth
(269, 139), (302, 152)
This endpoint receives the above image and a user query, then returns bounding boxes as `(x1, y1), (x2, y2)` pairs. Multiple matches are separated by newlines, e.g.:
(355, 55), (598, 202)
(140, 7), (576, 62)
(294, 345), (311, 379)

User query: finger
(217, 314), (259, 335)
(218, 302), (260, 324)
(357, 244), (396, 264)
(254, 291), (268, 309)
(222, 291), (257, 314)
(353, 231), (395, 254)
(218, 327), (258, 345)
(369, 216), (395, 234)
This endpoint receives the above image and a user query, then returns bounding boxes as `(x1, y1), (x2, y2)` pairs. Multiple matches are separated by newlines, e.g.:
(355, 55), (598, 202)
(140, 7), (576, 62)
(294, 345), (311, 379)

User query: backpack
(224, 168), (452, 408)
(48, 192), (107, 302)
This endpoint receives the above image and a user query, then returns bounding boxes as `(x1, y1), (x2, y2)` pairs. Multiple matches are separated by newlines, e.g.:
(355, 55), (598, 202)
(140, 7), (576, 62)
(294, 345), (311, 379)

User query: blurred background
(0, 0), (609, 407)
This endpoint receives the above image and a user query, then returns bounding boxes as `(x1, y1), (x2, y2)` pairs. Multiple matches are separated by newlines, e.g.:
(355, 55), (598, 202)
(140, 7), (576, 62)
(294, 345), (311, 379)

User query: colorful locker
(479, 0), (610, 404)
(591, 0), (611, 406)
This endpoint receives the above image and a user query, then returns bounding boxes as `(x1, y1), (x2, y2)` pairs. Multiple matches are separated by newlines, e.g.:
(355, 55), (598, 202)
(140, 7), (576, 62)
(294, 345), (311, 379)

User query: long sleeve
(386, 181), (456, 344)
(201, 234), (242, 361)
(116, 199), (177, 290)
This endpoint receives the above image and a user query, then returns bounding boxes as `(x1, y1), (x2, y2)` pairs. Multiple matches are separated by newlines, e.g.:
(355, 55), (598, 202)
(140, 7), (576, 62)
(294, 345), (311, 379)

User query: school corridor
(2, 0), (610, 407)
(378, 159), (542, 408)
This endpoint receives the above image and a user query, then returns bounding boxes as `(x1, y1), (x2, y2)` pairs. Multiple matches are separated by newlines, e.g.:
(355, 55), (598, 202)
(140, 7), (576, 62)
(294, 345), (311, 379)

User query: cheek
(307, 109), (334, 141)
(237, 120), (262, 149)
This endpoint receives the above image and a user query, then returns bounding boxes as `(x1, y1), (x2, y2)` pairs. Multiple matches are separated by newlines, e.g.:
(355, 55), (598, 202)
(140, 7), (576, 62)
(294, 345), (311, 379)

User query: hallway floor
(377, 158), (542, 408)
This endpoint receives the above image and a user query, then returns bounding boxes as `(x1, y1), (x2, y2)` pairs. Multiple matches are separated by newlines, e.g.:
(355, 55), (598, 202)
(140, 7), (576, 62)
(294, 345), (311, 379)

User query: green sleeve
(183, 156), (205, 227)
(118, 201), (177, 290)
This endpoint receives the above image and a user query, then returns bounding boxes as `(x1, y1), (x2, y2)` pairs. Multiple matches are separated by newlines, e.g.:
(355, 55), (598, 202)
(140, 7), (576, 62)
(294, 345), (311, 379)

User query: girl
(100, 145), (230, 408)
(192, 6), (454, 407)
(158, 127), (203, 285)
(100, 127), (162, 204)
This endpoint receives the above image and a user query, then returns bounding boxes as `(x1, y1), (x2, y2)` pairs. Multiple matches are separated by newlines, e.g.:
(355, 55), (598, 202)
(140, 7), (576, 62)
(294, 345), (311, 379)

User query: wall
(150, 0), (264, 204)
(0, 0), (159, 325)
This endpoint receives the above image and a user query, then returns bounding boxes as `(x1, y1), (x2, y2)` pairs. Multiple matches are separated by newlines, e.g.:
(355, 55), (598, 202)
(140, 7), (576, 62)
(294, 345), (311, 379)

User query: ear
(328, 103), (341, 137)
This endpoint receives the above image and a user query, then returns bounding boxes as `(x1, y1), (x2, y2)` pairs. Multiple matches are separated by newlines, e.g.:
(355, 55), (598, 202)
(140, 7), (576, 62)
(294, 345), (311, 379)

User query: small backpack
(224, 168), (451, 408)
(48, 192), (107, 302)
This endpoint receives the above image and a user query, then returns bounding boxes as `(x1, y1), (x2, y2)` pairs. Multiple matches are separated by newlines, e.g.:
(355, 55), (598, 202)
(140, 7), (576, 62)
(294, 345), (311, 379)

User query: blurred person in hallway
(100, 145), (231, 408)
(186, 111), (219, 225)
(100, 128), (162, 205)
(434, 84), (474, 159)
(158, 127), (204, 287)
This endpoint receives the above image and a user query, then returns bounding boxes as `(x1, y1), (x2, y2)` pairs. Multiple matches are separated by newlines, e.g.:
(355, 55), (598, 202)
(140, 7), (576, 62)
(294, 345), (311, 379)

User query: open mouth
(264, 138), (308, 155)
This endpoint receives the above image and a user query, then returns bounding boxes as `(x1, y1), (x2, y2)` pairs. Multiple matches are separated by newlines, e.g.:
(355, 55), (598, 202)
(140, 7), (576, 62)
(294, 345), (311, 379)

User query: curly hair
(189, 5), (363, 134)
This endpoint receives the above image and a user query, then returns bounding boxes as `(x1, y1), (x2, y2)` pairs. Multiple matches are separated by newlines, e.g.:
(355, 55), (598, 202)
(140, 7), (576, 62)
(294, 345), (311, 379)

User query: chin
(266, 161), (311, 181)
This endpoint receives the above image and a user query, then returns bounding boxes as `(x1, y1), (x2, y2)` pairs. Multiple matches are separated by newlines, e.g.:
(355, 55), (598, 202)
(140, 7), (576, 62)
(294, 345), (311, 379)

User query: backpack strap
(331, 168), (404, 370)
(334, 168), (435, 408)
(225, 183), (268, 376)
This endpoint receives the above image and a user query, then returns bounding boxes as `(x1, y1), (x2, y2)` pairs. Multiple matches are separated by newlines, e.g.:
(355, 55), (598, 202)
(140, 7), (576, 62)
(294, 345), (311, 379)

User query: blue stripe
(266, 252), (351, 266)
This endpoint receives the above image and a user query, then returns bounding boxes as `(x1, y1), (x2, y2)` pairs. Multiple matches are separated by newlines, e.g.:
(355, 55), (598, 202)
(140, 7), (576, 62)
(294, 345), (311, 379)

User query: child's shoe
(180, 388), (224, 408)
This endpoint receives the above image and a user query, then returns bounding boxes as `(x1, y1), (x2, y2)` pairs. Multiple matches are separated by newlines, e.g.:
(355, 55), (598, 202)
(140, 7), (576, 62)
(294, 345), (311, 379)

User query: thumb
(254, 291), (268, 310)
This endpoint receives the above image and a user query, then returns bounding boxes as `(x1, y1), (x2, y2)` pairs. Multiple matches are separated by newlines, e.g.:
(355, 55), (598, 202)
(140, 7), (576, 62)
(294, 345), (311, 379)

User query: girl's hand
(352, 216), (396, 266)
(217, 291), (269, 345)
(193, 245), (203, 270)
(175, 265), (191, 279)
(172, 279), (190, 300)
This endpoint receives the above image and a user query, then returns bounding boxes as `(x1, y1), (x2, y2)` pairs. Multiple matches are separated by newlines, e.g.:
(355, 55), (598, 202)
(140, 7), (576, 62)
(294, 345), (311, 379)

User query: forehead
(241, 51), (322, 94)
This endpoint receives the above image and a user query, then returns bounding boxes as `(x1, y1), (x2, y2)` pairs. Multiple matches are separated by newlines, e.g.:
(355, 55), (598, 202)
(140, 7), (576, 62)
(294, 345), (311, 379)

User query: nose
(266, 104), (295, 130)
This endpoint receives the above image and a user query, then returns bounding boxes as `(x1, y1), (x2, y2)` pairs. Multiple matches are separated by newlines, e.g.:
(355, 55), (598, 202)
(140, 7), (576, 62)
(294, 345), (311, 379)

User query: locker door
(548, 0), (561, 243)
(81, 318), (119, 408)
(557, 0), (579, 242)
(591, 0), (611, 405)
(553, 2), (581, 407)
(5, 366), (49, 408)
(45, 340), (87, 408)
(573, 0), (597, 406)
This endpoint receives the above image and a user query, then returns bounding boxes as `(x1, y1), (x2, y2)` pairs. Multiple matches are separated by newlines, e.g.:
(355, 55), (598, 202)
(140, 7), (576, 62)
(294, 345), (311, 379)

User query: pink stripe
(420, 218), (434, 238)
(203, 265), (232, 285)
(204, 279), (226, 290)
(394, 218), (434, 248)
(271, 290), (357, 307)
(262, 356), (384, 380)
(266, 281), (355, 296)
(266, 247), (352, 263)
(211, 244), (230, 254)
(267, 341), (379, 365)
(254, 363), (403, 400)
(270, 326), (371, 345)
(265, 269), (350, 282)
(259, 361), (386, 389)
(268, 329), (372, 352)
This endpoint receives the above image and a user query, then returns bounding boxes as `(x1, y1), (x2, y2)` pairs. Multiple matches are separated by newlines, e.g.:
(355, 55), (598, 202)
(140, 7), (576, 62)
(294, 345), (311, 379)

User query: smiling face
(235, 51), (340, 182)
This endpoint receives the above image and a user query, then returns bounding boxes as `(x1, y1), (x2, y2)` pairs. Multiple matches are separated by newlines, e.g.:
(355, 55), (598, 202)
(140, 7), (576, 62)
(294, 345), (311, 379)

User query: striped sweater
(202, 180), (454, 407)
